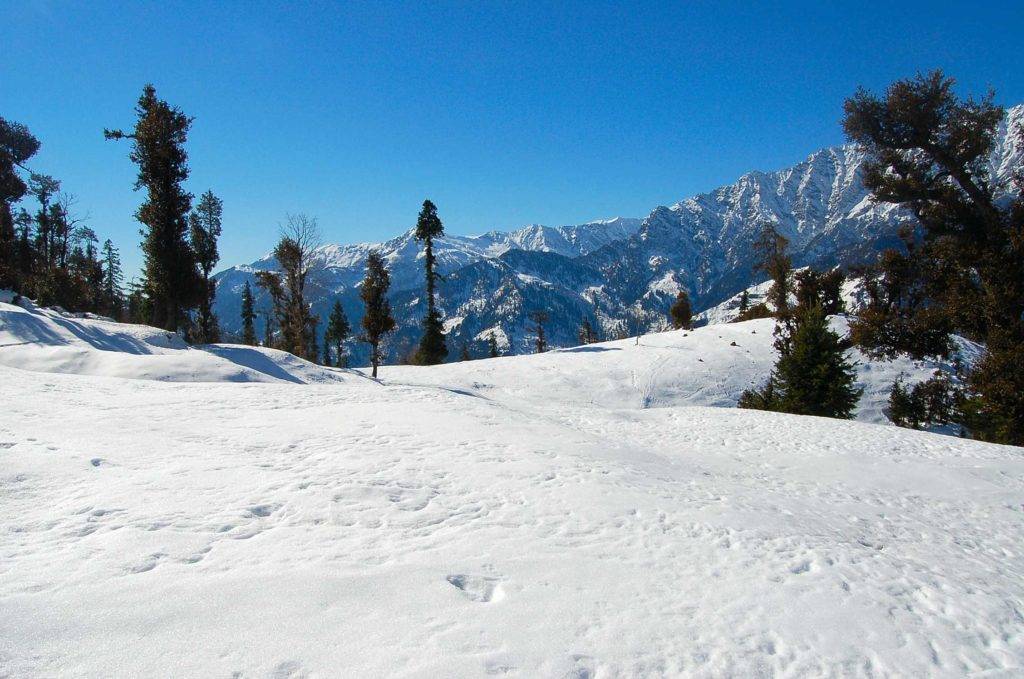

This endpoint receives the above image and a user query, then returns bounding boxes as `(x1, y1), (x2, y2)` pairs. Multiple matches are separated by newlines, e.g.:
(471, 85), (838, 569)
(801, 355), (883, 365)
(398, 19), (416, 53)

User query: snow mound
(0, 300), (363, 385)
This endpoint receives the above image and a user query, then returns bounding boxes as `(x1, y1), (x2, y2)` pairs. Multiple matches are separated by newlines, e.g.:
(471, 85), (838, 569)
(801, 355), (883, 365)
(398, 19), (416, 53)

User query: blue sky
(3, 1), (1023, 277)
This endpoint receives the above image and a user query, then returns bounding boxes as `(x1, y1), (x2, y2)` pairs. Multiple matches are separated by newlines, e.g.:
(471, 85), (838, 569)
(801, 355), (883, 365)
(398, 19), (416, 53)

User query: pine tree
(487, 330), (500, 358)
(843, 70), (1024, 444)
(530, 310), (549, 353)
(740, 305), (862, 418)
(578, 319), (598, 345)
(738, 289), (749, 314)
(101, 239), (123, 318)
(753, 224), (791, 319)
(105, 85), (203, 332)
(240, 281), (257, 346)
(0, 117), (40, 293)
(189, 190), (222, 343)
(413, 199), (448, 365)
(360, 249), (396, 378)
(255, 215), (320, 360)
(324, 299), (351, 368)
(459, 342), (471, 361)
(670, 290), (692, 330)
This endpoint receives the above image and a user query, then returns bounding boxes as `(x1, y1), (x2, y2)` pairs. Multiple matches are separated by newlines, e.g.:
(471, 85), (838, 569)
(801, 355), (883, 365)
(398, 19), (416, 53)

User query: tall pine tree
(360, 250), (396, 378)
(0, 117), (40, 293)
(240, 281), (257, 346)
(413, 199), (448, 365)
(324, 299), (351, 367)
(189, 190), (222, 343)
(105, 85), (203, 332)
(487, 330), (500, 358)
(670, 290), (692, 330)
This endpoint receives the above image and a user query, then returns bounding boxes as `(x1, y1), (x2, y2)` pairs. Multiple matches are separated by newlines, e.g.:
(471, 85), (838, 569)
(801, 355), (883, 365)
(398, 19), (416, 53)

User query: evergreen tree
(360, 249), (396, 378)
(670, 290), (693, 330)
(105, 85), (203, 332)
(240, 281), (257, 346)
(530, 310), (549, 353)
(0, 117), (40, 292)
(262, 311), (273, 347)
(794, 268), (845, 316)
(459, 342), (471, 361)
(487, 330), (500, 358)
(413, 199), (448, 365)
(738, 289), (749, 314)
(101, 239), (124, 318)
(578, 319), (598, 345)
(324, 299), (351, 368)
(843, 70), (1024, 444)
(740, 305), (862, 418)
(189, 190), (222, 343)
(255, 215), (320, 360)
(753, 224), (792, 319)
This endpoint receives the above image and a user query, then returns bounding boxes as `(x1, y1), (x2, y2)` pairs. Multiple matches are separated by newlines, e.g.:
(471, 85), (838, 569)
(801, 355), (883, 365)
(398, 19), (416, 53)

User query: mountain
(213, 105), (1023, 364)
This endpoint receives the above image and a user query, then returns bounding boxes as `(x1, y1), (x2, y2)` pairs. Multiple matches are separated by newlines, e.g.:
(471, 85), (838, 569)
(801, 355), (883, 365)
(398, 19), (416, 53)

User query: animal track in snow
(446, 574), (505, 602)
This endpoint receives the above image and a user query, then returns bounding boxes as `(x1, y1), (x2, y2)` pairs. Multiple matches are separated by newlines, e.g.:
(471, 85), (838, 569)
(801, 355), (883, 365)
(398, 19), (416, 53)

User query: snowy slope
(3, 301), (1022, 677)
(0, 299), (360, 385)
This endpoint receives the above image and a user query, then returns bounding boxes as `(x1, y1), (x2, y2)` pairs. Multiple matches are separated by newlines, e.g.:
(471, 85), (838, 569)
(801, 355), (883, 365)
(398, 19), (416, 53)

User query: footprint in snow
(447, 574), (505, 603)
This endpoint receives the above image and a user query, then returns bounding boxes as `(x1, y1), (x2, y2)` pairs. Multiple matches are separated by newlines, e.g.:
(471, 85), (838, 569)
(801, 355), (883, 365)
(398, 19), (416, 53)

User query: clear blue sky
(3, 1), (1023, 277)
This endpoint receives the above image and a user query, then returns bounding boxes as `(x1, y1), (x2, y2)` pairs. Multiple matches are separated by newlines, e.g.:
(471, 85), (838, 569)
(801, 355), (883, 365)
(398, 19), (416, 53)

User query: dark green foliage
(578, 319), (598, 345)
(255, 215), (320, 361)
(888, 373), (959, 430)
(753, 224), (792, 319)
(0, 117), (40, 291)
(487, 330), (500, 358)
(459, 342), (471, 361)
(106, 85), (203, 332)
(843, 70), (1024, 444)
(734, 302), (773, 323)
(189, 190), (222, 343)
(324, 299), (351, 367)
(240, 281), (257, 346)
(794, 268), (845, 316)
(413, 199), (448, 365)
(738, 289), (749, 314)
(101, 239), (124, 318)
(360, 249), (396, 378)
(670, 290), (692, 330)
(740, 305), (862, 419)
(530, 310), (549, 353)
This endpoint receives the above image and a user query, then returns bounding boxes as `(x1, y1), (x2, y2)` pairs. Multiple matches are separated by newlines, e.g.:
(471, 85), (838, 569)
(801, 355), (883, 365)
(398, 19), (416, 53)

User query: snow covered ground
(1, 300), (1022, 677)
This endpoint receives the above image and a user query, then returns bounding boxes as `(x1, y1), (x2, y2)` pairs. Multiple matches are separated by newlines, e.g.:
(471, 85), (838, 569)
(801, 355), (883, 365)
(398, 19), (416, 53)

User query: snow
(1, 301), (1022, 677)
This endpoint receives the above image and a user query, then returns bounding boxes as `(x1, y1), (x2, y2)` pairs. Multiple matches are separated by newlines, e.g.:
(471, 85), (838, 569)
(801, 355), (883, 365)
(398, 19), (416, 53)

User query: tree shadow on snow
(201, 345), (306, 384)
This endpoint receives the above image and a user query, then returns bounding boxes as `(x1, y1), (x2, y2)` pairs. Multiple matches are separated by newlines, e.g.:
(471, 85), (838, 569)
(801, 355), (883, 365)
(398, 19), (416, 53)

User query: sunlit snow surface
(1, 299), (1021, 677)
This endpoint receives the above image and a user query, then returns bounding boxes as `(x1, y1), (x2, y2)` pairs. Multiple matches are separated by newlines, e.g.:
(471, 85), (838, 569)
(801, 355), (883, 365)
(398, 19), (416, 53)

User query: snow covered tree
(360, 249), (396, 378)
(740, 305), (861, 419)
(324, 299), (351, 367)
(189, 190), (222, 343)
(240, 281), (257, 346)
(413, 199), (448, 365)
(670, 290), (692, 330)
(106, 84), (203, 332)
(530, 310), (549, 353)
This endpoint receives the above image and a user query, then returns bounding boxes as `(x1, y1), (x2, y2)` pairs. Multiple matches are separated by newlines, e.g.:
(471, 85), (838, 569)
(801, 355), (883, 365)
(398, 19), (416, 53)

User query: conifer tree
(101, 239), (123, 318)
(189, 190), (222, 343)
(578, 319), (598, 345)
(488, 330), (500, 358)
(360, 249), (396, 378)
(413, 199), (448, 365)
(738, 289), (749, 314)
(0, 117), (40, 292)
(324, 299), (351, 367)
(255, 215), (320, 360)
(753, 224), (791, 319)
(670, 290), (693, 330)
(530, 310), (549, 353)
(843, 70), (1024, 444)
(459, 342), (471, 361)
(740, 305), (862, 418)
(240, 281), (257, 346)
(106, 85), (203, 332)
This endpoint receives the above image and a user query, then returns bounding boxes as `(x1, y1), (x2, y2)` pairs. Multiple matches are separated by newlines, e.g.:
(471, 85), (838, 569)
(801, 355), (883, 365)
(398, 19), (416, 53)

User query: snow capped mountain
(213, 106), (1023, 364)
